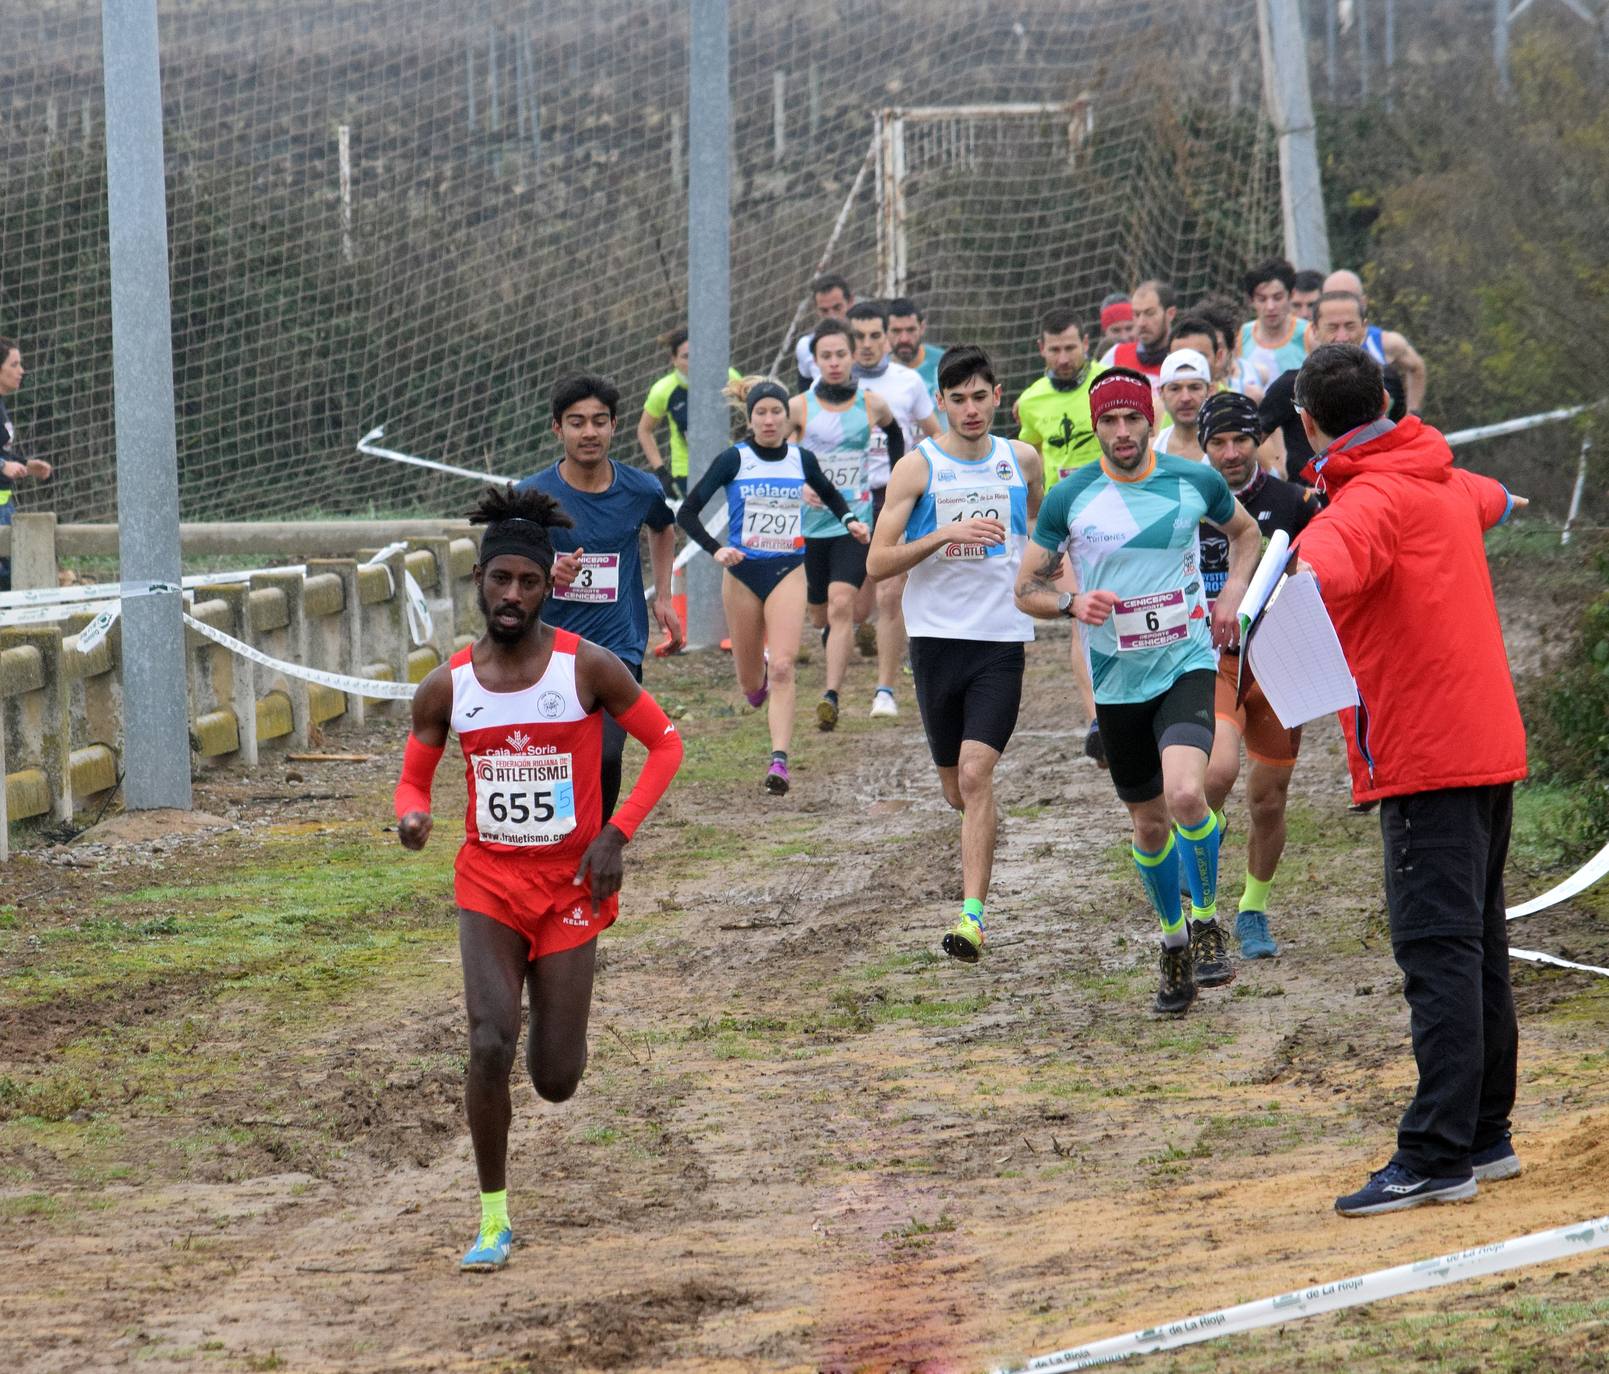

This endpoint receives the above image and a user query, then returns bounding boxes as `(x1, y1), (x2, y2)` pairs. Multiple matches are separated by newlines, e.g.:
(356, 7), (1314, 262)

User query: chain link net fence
(3, 0), (1278, 526)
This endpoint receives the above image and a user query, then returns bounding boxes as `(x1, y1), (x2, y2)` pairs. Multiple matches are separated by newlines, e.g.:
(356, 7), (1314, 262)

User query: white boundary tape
(1506, 839), (1609, 919)
(1006, 1213), (1609, 1374)
(356, 426), (519, 485)
(1509, 947), (1609, 977)
(181, 613), (416, 701)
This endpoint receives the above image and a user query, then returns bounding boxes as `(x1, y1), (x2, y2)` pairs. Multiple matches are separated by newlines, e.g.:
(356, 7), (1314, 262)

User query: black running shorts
(1095, 668), (1217, 804)
(805, 533), (868, 603)
(909, 636), (1025, 768)
(726, 554), (803, 604)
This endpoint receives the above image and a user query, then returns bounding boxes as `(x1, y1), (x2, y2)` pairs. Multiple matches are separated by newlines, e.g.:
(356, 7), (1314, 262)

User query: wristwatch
(1057, 591), (1076, 619)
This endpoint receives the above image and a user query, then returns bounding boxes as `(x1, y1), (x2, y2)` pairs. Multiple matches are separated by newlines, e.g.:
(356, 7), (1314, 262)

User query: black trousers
(1381, 783), (1518, 1177)
(600, 658), (645, 822)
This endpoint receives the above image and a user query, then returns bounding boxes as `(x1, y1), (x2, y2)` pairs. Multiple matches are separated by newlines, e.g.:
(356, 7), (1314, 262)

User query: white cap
(1159, 348), (1212, 387)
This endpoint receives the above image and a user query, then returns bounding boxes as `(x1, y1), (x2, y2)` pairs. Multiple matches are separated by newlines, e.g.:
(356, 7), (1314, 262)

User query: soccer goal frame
(871, 100), (1094, 299)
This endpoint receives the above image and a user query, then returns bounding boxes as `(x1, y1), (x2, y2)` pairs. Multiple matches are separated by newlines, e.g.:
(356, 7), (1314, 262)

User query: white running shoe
(870, 689), (898, 718)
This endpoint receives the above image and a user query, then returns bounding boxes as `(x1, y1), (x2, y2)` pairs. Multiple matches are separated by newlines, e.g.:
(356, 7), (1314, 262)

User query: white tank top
(900, 436), (1035, 643)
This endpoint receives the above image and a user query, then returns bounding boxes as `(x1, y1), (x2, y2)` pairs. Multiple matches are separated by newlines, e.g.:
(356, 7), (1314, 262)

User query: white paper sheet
(1244, 571), (1359, 728)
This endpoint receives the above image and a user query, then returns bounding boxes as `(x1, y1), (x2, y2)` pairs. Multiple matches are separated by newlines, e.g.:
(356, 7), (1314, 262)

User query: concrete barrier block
(69, 743), (117, 801)
(356, 564), (393, 605)
(407, 647), (440, 684)
(252, 572), (310, 749)
(63, 609), (122, 794)
(5, 768), (50, 823)
(404, 548), (438, 589)
(0, 644), (44, 697)
(302, 573), (345, 619)
(190, 582), (257, 768)
(308, 559), (363, 725)
(11, 513), (58, 591)
(309, 683), (346, 724)
(192, 707), (241, 759)
(256, 689), (294, 743)
(449, 536), (480, 641)
(0, 627), (71, 824)
(248, 586), (290, 634)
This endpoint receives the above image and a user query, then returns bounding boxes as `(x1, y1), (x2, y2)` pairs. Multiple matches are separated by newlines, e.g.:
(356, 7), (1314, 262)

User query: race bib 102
(551, 553), (620, 604)
(934, 483), (1010, 560)
(472, 752), (577, 846)
(1113, 589), (1190, 651)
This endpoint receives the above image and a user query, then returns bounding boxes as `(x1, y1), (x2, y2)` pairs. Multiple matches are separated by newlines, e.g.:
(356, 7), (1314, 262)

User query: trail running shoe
(1190, 918), (1236, 987)
(1083, 721), (1107, 768)
(765, 759), (790, 795)
(870, 688), (898, 718)
(855, 621), (877, 657)
(1154, 941), (1196, 1016)
(1235, 908), (1278, 959)
(816, 695), (839, 732)
(460, 1225), (513, 1272)
(1334, 1162), (1476, 1217)
(942, 913), (984, 963)
(745, 670), (769, 709)
(1471, 1137), (1522, 1182)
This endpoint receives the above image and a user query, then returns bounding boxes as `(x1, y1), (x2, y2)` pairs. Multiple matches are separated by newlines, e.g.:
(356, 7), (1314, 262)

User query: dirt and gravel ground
(1, 560), (1605, 1373)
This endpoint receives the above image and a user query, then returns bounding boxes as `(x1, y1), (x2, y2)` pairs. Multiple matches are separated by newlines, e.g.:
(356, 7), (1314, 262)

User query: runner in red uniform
(394, 485), (683, 1273)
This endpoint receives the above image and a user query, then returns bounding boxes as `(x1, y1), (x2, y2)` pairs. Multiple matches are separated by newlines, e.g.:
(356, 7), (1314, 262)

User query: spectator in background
(0, 339), (53, 592)
(1290, 268), (1325, 322)
(886, 296), (945, 395)
(794, 273), (855, 388)
(1193, 297), (1260, 397)
(637, 327), (740, 499)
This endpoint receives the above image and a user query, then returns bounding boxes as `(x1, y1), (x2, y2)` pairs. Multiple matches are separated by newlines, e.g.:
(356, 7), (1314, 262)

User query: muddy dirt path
(2, 612), (1605, 1373)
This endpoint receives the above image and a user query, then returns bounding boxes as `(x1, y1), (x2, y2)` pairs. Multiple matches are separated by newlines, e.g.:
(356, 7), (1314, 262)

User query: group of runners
(392, 259), (1468, 1267)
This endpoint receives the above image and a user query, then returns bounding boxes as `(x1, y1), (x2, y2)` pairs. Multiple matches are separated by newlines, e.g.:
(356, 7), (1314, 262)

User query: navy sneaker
(1471, 1137), (1522, 1182)
(1335, 1161), (1476, 1217)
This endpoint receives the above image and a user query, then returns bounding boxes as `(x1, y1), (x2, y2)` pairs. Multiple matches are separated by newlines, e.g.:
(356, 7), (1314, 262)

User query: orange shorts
(1215, 652), (1302, 768)
(454, 848), (618, 961)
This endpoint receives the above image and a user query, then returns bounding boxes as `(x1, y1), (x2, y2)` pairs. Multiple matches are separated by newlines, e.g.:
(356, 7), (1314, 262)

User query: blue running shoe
(460, 1225), (513, 1272)
(1235, 909), (1278, 959)
(1471, 1136), (1522, 1182)
(1335, 1162), (1476, 1217)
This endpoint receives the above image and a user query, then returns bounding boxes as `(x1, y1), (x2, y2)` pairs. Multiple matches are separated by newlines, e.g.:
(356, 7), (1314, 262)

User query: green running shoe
(941, 912), (985, 963)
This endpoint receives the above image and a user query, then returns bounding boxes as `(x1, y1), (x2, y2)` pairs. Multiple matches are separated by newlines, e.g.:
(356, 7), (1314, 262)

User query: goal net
(3, 0), (1277, 529)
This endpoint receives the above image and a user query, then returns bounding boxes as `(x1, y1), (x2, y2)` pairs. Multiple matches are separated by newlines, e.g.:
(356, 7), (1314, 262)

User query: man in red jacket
(1291, 343), (1529, 1218)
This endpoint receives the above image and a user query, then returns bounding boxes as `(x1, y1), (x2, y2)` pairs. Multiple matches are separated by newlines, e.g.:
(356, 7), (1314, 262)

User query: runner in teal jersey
(1015, 368), (1261, 1015)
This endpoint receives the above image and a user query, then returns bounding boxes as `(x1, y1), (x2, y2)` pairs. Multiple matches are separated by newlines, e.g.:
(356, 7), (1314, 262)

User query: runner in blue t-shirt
(516, 373), (681, 819)
(1014, 368), (1261, 1017)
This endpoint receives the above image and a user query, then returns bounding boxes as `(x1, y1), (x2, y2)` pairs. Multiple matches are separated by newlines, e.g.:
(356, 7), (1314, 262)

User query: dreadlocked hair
(468, 484), (575, 530)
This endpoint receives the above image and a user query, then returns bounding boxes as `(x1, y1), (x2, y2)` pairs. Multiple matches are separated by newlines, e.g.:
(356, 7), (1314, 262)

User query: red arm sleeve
(607, 691), (683, 841)
(1293, 483), (1401, 602)
(394, 734), (445, 819)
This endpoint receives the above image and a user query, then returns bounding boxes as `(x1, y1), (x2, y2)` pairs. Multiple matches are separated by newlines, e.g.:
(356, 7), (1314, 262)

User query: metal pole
(1325, 0), (1338, 92)
(1258, 0), (1332, 272)
(1358, 0), (1370, 102)
(101, 0), (192, 812)
(1495, 0), (1510, 91)
(1384, 0), (1396, 110)
(337, 124), (354, 263)
(685, 0), (730, 652)
(773, 70), (787, 165)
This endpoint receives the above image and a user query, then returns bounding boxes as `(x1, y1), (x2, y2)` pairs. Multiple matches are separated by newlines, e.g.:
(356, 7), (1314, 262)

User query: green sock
(479, 1189), (509, 1236)
(962, 898), (985, 926)
(1239, 873), (1273, 914)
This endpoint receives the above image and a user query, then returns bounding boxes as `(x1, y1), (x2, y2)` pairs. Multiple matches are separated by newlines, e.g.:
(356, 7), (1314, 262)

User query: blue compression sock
(1133, 834), (1187, 947)
(1175, 812), (1221, 922)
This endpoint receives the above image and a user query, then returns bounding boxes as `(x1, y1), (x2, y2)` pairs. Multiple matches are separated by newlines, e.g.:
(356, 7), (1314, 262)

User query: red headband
(1089, 370), (1154, 426)
(1100, 301), (1135, 329)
